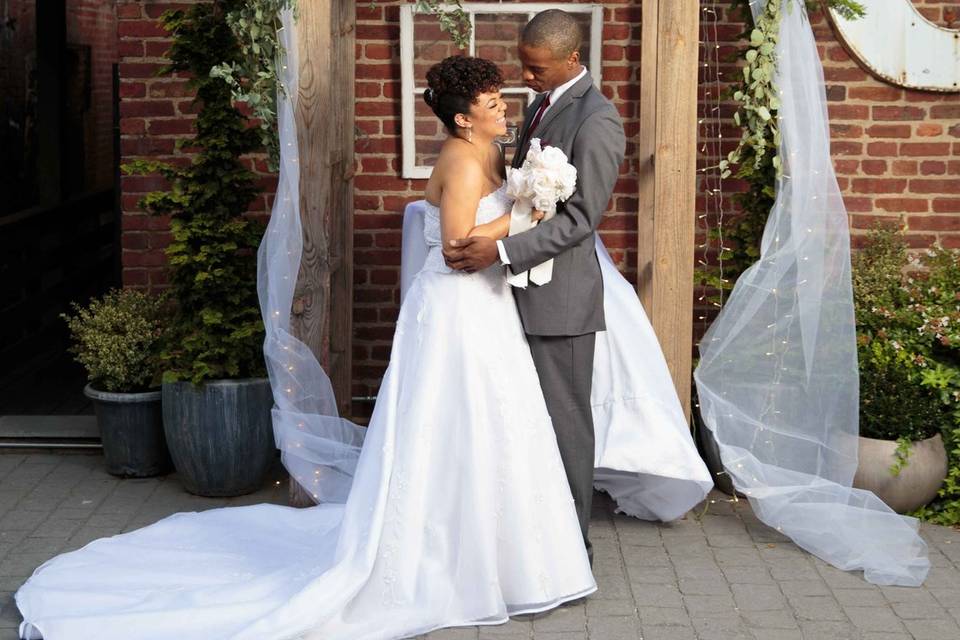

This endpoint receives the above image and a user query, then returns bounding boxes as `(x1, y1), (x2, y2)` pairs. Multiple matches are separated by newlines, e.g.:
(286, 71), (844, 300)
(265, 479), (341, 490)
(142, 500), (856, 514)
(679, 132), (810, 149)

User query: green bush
(123, 0), (266, 386)
(853, 225), (960, 521)
(61, 289), (168, 393)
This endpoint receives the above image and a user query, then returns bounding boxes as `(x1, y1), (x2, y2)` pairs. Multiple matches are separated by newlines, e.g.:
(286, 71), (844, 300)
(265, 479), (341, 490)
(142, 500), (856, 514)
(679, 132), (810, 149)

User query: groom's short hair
(520, 9), (582, 59)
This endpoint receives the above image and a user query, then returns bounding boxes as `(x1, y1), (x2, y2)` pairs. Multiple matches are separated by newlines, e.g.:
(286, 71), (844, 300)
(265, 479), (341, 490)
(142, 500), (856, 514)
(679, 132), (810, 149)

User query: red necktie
(527, 93), (552, 134)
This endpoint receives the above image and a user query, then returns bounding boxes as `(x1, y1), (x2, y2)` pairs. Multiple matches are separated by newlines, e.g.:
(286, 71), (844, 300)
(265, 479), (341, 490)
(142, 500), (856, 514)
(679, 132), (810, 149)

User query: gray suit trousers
(527, 332), (596, 564)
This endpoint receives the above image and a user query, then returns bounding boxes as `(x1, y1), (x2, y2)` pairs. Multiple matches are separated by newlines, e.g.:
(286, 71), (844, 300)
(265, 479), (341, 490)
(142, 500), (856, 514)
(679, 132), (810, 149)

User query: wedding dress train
(16, 185), (596, 640)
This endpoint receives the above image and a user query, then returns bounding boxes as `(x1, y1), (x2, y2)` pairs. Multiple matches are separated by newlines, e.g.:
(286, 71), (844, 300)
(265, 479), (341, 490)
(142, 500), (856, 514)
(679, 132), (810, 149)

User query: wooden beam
(289, 0), (355, 507)
(638, 0), (699, 421)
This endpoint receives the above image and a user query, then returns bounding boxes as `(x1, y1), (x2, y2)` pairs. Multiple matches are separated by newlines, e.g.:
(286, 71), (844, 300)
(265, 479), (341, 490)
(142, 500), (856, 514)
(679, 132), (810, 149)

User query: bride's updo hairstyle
(423, 56), (504, 135)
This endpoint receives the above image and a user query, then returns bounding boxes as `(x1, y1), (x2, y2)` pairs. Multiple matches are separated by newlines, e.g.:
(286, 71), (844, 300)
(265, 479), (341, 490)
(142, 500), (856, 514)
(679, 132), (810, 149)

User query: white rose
(531, 173), (558, 213)
(539, 145), (568, 169)
(526, 138), (544, 162)
(506, 166), (531, 199)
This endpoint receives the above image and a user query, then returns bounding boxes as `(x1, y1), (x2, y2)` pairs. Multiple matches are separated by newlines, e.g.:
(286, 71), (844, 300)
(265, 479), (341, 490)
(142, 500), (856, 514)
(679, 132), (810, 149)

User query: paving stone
(922, 566), (960, 589)
(888, 600), (951, 620)
(901, 617), (960, 640)
(746, 525), (791, 544)
(787, 594), (846, 622)
(691, 615), (752, 639)
(796, 619), (860, 639)
(638, 625), (696, 640)
(817, 564), (878, 590)
(594, 573), (631, 600)
(584, 614), (639, 640)
(720, 566), (776, 585)
(677, 578), (732, 596)
(712, 548), (765, 567)
(767, 559), (821, 582)
(625, 565), (675, 585)
(479, 619), (533, 640)
(739, 609), (799, 630)
(746, 628), (801, 640)
(633, 584), (683, 608)
(778, 579), (832, 598)
(671, 561), (725, 582)
(841, 605), (906, 632)
(584, 599), (636, 617)
(622, 547), (670, 568)
(730, 583), (786, 611)
(831, 588), (886, 607)
(531, 606), (586, 633)
(0, 511), (47, 532)
(707, 534), (756, 549)
(682, 594), (737, 615)
(11, 536), (64, 556)
(5, 456), (960, 639)
(636, 606), (691, 627)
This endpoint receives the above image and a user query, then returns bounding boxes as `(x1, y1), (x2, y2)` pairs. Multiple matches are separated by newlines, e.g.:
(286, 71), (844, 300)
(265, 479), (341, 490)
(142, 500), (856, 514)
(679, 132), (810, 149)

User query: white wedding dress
(15, 185), (599, 640)
(17, 183), (715, 638)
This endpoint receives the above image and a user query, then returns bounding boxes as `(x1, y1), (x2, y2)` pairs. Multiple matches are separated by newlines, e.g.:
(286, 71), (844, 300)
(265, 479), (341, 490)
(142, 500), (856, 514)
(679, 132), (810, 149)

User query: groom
(444, 9), (626, 565)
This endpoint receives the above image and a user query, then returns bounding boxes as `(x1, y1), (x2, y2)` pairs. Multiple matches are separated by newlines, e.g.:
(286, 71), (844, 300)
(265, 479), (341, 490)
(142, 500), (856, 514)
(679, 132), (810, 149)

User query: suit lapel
(514, 93), (547, 168)
(512, 73), (595, 167)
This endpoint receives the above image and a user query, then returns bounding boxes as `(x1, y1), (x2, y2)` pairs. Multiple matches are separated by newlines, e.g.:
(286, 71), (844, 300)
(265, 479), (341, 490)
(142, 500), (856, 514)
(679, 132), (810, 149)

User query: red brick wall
(116, 0), (275, 290)
(117, 1), (960, 409)
(819, 1), (960, 249)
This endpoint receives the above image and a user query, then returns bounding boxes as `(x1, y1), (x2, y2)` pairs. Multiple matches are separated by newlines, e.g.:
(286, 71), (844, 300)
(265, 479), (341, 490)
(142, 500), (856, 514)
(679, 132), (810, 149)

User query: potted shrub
(62, 289), (172, 477)
(851, 225), (957, 514)
(123, 1), (273, 497)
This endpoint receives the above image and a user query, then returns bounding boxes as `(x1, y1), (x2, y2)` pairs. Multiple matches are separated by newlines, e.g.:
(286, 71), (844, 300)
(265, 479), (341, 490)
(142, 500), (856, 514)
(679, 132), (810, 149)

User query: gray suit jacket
(502, 72), (626, 336)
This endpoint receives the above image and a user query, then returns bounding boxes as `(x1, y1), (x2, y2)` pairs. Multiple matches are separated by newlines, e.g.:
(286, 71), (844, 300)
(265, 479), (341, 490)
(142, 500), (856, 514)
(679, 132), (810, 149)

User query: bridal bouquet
(505, 138), (578, 287)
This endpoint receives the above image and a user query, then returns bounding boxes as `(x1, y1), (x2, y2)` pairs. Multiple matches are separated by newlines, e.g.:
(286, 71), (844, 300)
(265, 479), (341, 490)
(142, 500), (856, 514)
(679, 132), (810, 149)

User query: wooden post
(638, 0), (699, 421)
(289, 0), (355, 506)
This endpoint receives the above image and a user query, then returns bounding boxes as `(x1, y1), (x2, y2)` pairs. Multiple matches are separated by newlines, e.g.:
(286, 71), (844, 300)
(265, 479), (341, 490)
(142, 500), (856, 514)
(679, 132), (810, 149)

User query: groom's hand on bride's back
(443, 236), (499, 273)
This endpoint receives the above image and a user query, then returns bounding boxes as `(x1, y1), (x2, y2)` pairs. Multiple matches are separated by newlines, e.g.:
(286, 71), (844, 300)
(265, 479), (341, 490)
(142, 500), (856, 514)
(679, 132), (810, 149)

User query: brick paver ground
(2, 452), (960, 640)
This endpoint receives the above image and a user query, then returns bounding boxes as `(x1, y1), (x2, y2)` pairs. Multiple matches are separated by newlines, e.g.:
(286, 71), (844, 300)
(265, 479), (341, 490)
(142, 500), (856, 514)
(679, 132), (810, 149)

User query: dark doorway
(0, 0), (120, 419)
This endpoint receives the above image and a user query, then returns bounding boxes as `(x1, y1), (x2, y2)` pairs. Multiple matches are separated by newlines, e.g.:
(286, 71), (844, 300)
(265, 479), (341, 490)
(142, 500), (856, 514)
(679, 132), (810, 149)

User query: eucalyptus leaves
(210, 0), (295, 171)
(699, 0), (866, 304)
(720, 0), (865, 180)
(719, 0), (782, 180)
(415, 0), (472, 50)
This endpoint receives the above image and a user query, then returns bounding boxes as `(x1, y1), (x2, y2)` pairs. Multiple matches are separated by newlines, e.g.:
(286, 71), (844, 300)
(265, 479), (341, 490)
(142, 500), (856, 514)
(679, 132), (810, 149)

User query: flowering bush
(61, 289), (168, 393)
(853, 225), (960, 521)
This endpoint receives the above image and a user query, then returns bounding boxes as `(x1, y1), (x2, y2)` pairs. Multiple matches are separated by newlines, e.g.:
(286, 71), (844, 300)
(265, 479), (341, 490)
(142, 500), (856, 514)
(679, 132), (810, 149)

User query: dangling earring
(467, 127), (473, 143)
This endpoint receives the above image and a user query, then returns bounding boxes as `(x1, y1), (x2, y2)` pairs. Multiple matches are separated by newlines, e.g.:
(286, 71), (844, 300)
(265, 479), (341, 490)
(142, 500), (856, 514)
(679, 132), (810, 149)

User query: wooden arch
(288, 1), (698, 504)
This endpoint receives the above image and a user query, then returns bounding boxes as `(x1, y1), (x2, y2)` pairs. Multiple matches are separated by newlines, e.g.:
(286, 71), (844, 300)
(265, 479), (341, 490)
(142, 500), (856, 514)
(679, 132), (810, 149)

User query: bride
(15, 55), (711, 640)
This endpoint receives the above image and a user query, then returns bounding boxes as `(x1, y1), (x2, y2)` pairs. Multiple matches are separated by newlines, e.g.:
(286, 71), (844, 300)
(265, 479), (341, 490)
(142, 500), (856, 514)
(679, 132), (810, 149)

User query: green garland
(210, 1), (470, 170)
(210, 0), (295, 171)
(415, 1), (472, 50)
(698, 0), (865, 304)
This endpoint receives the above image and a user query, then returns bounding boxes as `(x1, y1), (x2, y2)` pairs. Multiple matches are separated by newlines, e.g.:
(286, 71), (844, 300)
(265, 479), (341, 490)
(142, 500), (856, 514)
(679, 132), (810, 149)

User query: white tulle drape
(693, 0), (929, 586)
(257, 9), (366, 505)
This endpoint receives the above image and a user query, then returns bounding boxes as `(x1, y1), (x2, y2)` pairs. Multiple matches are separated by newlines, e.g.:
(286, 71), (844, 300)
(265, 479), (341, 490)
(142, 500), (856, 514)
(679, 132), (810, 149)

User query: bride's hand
(531, 208), (546, 222)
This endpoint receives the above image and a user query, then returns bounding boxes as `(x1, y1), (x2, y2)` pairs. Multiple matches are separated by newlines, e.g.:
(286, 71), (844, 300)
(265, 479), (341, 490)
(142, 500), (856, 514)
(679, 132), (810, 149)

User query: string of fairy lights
(697, 0), (729, 344)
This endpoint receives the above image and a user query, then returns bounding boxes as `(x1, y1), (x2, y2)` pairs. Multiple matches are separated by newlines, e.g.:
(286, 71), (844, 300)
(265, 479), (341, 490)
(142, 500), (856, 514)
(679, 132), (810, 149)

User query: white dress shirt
(497, 66), (589, 266)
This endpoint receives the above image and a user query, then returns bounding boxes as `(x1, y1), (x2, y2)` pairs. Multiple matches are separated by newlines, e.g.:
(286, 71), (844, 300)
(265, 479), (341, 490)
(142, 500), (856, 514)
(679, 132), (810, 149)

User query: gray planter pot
(83, 384), (172, 478)
(162, 378), (274, 497)
(853, 433), (948, 514)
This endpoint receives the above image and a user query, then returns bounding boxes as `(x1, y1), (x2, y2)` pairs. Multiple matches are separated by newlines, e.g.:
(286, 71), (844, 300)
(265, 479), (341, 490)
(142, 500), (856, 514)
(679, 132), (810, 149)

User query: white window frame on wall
(400, 3), (604, 179)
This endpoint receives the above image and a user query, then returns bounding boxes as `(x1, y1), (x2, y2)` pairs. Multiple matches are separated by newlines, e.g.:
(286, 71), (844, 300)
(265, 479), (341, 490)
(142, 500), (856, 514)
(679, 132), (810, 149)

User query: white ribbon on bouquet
(505, 139), (577, 288)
